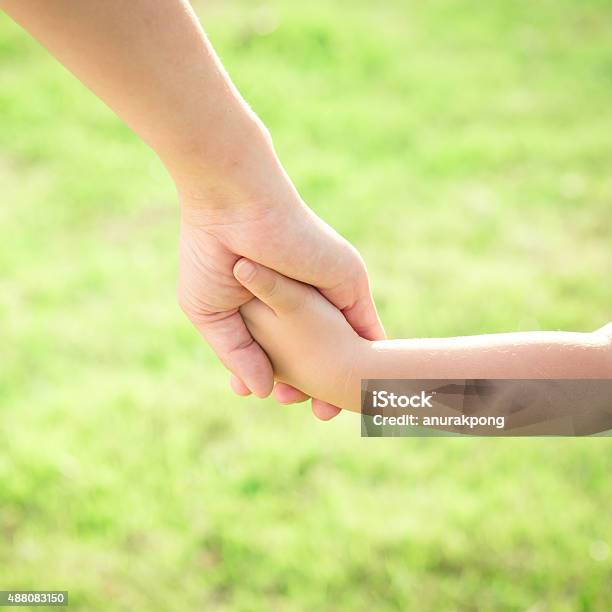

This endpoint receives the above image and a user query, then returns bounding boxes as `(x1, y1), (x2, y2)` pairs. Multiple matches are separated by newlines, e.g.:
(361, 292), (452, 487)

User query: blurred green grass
(1, 0), (611, 610)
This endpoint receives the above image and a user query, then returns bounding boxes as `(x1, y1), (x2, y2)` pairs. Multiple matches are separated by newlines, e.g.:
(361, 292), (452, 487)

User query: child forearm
(342, 329), (612, 411)
(233, 260), (612, 419)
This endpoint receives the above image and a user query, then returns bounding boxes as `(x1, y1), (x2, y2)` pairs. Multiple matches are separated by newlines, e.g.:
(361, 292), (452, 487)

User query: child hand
(233, 258), (366, 411)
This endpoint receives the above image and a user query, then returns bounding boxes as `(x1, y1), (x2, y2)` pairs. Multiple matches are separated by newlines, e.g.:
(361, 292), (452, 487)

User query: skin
(235, 259), (612, 414)
(1, 0), (385, 419)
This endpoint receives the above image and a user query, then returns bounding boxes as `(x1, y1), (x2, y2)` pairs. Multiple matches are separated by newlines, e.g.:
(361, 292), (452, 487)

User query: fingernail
(235, 259), (256, 282)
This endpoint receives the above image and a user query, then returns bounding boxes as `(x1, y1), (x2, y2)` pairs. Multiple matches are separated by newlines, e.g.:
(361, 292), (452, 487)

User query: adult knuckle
(228, 335), (256, 355)
(177, 287), (210, 326)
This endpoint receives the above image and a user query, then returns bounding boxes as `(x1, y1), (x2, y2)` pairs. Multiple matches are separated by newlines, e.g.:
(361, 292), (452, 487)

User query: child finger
(233, 258), (305, 314)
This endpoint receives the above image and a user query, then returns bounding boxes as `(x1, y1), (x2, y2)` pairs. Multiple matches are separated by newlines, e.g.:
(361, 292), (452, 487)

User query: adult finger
(273, 382), (309, 404)
(232, 372), (310, 405)
(189, 309), (274, 398)
(230, 373), (252, 396)
(312, 399), (342, 421)
(341, 290), (386, 341)
(319, 254), (385, 342)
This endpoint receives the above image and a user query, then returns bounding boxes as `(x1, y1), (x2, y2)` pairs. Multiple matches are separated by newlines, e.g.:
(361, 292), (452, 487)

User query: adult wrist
(166, 111), (292, 212)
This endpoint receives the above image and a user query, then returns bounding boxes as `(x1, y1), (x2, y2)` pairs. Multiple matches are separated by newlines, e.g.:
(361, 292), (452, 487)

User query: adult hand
(178, 173), (384, 420)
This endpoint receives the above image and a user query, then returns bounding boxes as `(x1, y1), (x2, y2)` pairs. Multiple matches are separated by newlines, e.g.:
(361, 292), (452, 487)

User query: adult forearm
(1, 0), (279, 200)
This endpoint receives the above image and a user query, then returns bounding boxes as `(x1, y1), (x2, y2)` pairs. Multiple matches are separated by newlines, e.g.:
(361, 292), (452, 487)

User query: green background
(1, 0), (611, 609)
